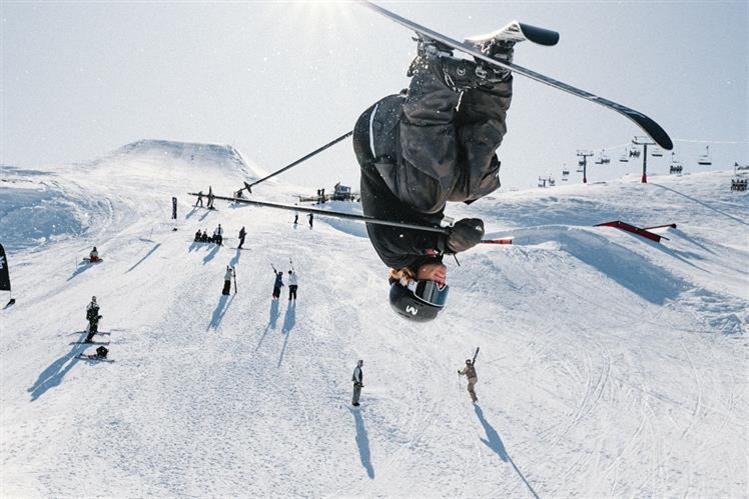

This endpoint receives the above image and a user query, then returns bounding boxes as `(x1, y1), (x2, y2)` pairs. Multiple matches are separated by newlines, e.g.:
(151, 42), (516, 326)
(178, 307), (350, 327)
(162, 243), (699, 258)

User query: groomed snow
(1, 141), (747, 497)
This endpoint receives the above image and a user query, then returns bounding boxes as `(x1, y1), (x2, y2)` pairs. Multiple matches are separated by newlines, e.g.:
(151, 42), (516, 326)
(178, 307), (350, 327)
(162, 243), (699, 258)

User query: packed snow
(1, 140), (747, 497)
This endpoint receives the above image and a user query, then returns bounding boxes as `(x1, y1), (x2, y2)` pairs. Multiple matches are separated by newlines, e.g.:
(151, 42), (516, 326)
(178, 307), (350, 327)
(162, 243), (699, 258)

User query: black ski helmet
(389, 281), (446, 322)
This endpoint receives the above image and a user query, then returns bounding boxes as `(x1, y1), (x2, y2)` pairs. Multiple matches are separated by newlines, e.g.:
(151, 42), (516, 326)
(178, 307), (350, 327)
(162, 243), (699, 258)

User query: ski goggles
(406, 279), (450, 307)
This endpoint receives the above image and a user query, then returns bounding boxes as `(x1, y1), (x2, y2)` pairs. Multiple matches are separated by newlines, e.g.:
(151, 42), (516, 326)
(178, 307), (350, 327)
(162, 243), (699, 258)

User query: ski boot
(409, 34), (506, 92)
(465, 37), (515, 82)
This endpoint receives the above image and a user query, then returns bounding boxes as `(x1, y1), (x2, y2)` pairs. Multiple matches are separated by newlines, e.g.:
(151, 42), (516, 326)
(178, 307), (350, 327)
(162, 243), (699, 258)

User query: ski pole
(242, 130), (353, 193)
(188, 191), (451, 236)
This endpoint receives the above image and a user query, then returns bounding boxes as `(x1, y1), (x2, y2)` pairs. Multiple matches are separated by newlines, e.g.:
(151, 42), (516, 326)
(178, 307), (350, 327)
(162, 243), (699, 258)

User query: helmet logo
(405, 305), (418, 315)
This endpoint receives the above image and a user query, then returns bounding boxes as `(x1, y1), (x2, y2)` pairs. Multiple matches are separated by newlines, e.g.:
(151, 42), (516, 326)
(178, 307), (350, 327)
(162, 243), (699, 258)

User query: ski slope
(1, 141), (747, 497)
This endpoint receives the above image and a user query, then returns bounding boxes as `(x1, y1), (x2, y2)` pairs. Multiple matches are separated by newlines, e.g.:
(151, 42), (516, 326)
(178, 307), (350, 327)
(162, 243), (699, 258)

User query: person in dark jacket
(351, 359), (364, 407)
(353, 35), (514, 322)
(307, 213), (314, 229)
(84, 296), (102, 342)
(271, 268), (284, 300)
(238, 226), (247, 249)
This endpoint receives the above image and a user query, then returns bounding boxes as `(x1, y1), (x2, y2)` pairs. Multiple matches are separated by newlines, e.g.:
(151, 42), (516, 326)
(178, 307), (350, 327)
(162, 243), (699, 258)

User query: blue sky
(2, 1), (747, 190)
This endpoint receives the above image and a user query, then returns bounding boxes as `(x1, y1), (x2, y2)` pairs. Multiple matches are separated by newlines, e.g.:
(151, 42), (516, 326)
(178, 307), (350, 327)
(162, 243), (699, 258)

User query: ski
(75, 354), (115, 363)
(356, 0), (673, 150)
(70, 341), (110, 346)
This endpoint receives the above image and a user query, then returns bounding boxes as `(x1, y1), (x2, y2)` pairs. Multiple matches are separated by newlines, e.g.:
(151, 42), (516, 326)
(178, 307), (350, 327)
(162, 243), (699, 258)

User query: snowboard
(82, 258), (103, 264)
(356, 0), (673, 150)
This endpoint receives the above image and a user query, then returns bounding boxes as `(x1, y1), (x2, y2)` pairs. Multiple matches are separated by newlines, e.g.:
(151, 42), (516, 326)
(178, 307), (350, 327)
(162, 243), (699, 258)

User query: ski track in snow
(1, 142), (747, 497)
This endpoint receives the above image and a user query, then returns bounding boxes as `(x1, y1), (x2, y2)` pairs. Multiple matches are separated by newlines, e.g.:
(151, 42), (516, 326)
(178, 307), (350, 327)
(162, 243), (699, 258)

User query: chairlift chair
(697, 145), (712, 166)
(651, 147), (664, 157)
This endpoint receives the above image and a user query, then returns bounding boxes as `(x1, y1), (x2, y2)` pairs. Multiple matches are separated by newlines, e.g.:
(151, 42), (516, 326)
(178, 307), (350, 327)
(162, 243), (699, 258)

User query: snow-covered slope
(1, 142), (747, 497)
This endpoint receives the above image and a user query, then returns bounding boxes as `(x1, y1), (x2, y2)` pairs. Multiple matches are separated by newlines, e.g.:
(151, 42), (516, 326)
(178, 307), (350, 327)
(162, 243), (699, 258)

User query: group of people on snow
(194, 224), (224, 245)
(269, 265), (299, 301)
(350, 357), (479, 408)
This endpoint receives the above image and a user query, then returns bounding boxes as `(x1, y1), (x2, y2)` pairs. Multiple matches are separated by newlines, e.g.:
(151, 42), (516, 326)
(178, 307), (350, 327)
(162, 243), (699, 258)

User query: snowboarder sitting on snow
(194, 230), (202, 242)
(353, 33), (515, 322)
(271, 267), (284, 300)
(89, 247), (100, 262)
(458, 358), (478, 403)
(95, 345), (108, 359)
(84, 296), (102, 343)
(200, 230), (209, 242)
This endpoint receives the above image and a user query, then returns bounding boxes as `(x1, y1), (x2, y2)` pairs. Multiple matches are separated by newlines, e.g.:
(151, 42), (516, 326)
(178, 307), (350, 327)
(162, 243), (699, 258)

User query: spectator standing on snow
(308, 213), (314, 229)
(458, 359), (478, 403)
(352, 360), (364, 407)
(85, 296), (102, 343)
(238, 226), (247, 249)
(288, 269), (298, 301)
(222, 266), (234, 296)
(207, 186), (215, 209)
(271, 268), (284, 300)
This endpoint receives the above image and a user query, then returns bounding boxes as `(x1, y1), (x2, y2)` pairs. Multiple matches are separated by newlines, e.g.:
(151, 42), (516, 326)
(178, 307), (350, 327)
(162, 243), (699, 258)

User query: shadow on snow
(474, 405), (538, 499)
(28, 335), (89, 401)
(350, 407), (375, 479)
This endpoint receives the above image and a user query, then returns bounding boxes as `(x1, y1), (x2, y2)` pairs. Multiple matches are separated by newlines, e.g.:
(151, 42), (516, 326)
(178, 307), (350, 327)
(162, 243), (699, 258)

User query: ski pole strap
(243, 130), (353, 193)
(188, 192), (452, 235)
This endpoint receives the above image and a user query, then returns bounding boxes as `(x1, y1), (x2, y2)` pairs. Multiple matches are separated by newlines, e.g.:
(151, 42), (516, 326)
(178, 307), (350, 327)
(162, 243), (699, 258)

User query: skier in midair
(458, 359), (478, 403)
(287, 268), (298, 301)
(271, 267), (284, 300)
(222, 265), (234, 296)
(353, 32), (515, 322)
(351, 359), (364, 407)
(84, 296), (102, 343)
(238, 226), (247, 249)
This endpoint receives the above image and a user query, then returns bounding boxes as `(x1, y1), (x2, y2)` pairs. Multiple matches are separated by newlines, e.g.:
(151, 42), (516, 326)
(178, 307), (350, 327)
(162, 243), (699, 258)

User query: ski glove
(446, 218), (485, 253)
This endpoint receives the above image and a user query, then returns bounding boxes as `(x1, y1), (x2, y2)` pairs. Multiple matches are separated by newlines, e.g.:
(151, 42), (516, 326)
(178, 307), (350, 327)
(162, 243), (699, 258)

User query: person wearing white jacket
(222, 266), (234, 296)
(287, 269), (299, 301)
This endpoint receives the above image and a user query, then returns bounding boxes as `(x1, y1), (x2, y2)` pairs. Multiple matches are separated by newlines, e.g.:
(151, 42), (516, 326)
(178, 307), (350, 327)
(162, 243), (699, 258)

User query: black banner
(0, 243), (10, 292)
(171, 197), (177, 220)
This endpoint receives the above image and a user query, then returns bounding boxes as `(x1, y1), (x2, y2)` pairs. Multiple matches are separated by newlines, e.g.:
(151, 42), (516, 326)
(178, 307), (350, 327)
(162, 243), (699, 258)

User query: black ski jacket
(354, 95), (446, 272)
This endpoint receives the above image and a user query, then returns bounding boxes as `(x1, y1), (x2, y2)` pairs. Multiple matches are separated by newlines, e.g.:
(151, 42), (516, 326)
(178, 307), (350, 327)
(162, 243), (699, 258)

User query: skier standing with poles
(351, 359), (364, 407)
(352, 28), (518, 322)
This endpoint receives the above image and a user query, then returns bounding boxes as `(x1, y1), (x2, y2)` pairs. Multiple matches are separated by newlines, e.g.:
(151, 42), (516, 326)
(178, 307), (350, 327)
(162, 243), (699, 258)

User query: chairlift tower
(632, 136), (655, 183)
(576, 150), (594, 183)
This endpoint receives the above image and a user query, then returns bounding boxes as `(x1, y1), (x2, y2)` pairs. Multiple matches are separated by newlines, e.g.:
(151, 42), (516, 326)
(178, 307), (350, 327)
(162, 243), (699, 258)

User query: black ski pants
(222, 280), (231, 295)
(288, 285), (298, 301)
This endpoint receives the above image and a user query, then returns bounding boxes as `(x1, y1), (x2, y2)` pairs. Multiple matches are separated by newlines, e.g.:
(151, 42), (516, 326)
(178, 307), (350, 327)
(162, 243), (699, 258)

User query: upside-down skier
(353, 31), (516, 321)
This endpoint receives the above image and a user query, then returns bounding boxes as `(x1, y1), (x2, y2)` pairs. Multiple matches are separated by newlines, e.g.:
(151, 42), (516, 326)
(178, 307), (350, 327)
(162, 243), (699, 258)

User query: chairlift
(651, 147), (664, 157)
(619, 147), (629, 162)
(577, 158), (585, 167)
(697, 145), (712, 166)
(629, 148), (641, 159)
(562, 169), (570, 177)
(669, 152), (683, 175)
